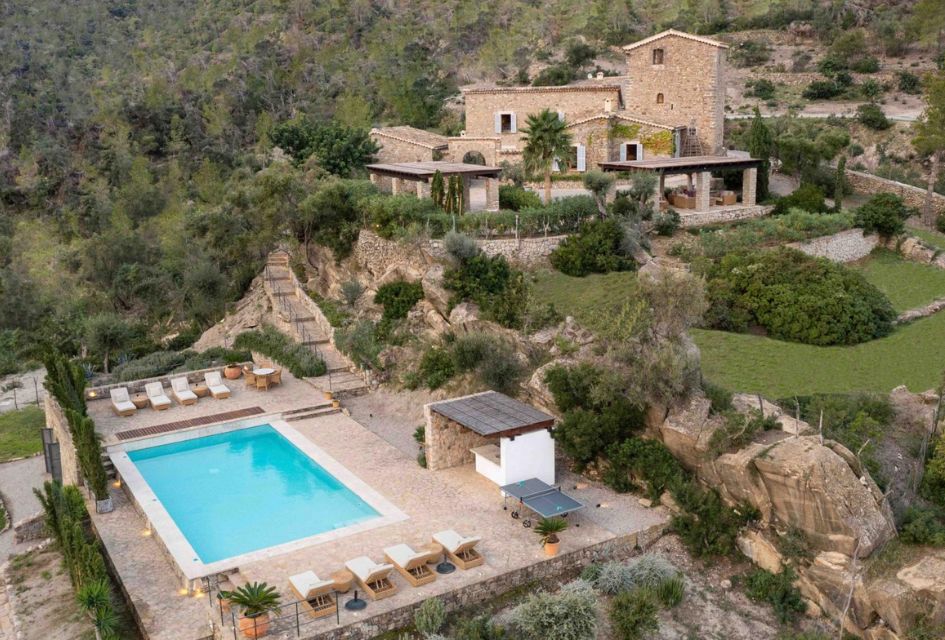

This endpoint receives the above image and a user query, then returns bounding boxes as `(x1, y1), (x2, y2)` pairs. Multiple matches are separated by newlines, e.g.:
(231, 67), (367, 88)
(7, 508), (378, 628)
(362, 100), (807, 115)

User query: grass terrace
(852, 249), (945, 313)
(0, 406), (44, 462)
(906, 223), (945, 251)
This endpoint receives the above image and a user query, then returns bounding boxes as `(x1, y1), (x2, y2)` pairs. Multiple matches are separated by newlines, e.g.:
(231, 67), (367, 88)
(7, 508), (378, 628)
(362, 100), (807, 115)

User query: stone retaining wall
(13, 514), (47, 544)
(45, 395), (81, 488)
(678, 205), (771, 228)
(306, 521), (668, 640)
(846, 169), (945, 217)
(790, 228), (879, 263)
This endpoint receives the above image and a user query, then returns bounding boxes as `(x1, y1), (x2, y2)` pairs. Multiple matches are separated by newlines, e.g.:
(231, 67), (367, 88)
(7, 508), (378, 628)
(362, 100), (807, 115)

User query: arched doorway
(462, 150), (486, 166)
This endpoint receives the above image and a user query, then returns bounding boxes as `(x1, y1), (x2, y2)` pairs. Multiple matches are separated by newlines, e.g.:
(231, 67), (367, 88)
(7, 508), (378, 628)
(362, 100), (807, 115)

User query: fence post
(33, 377), (39, 405)
(231, 610), (238, 640)
(296, 601), (300, 636)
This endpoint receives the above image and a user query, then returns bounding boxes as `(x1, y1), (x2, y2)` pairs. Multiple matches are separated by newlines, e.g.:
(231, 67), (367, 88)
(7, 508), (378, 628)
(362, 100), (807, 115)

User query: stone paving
(91, 400), (668, 639)
(0, 457), (45, 561)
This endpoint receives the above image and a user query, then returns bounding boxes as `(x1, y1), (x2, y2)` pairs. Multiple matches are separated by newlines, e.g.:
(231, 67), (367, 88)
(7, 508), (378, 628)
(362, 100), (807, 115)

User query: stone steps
(284, 406), (341, 422)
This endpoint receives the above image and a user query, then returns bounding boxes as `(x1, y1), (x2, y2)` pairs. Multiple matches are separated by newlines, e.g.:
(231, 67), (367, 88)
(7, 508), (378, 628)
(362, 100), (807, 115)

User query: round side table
(131, 394), (149, 410)
(330, 569), (354, 594)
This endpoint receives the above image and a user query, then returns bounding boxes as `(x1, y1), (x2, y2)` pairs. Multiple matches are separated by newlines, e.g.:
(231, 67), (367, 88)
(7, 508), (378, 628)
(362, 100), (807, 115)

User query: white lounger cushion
(110, 388), (135, 413)
(144, 382), (171, 406)
(289, 571), (333, 599)
(345, 556), (392, 582)
(204, 372), (230, 395)
(170, 377), (197, 402)
(383, 544), (426, 569)
(433, 530), (481, 553)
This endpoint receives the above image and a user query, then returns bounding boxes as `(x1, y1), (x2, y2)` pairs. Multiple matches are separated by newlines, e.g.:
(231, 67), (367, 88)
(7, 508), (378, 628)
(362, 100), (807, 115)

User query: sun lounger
(344, 557), (397, 600)
(144, 382), (172, 411)
(289, 571), (337, 619)
(383, 544), (435, 587)
(204, 371), (231, 399)
(109, 387), (136, 417)
(170, 377), (198, 406)
(433, 530), (484, 570)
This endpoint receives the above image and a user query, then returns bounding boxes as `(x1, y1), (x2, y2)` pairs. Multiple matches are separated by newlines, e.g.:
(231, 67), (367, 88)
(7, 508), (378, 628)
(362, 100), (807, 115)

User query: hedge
(233, 326), (327, 378)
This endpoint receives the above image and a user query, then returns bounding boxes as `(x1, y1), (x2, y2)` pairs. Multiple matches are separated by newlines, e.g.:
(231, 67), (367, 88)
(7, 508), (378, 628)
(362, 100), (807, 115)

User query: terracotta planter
(224, 365), (242, 380)
(331, 399), (341, 409)
(238, 613), (269, 638)
(323, 391), (333, 401)
(543, 541), (560, 557)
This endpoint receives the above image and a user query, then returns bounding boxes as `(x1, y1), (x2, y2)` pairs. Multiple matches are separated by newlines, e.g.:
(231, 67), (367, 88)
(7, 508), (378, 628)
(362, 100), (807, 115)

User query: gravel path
(0, 457), (46, 560)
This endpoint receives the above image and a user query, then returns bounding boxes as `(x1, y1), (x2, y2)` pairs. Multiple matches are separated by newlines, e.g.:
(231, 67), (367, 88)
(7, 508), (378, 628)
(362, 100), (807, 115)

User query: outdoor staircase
(101, 452), (117, 481)
(681, 121), (704, 157)
(261, 252), (369, 399)
(282, 403), (341, 422)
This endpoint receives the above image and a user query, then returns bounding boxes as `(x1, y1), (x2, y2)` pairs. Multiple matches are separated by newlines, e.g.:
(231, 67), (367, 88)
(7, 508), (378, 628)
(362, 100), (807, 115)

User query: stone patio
(90, 390), (668, 640)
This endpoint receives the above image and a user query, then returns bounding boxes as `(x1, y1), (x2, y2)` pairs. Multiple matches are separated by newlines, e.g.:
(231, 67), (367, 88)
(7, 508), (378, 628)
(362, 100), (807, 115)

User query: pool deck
(89, 381), (669, 640)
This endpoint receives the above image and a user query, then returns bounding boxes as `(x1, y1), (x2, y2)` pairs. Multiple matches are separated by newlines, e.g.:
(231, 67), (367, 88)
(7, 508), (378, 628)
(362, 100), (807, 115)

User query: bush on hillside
(594, 555), (680, 595)
(802, 79), (842, 100)
(365, 194), (440, 240)
(374, 280), (424, 321)
(772, 184), (828, 215)
(857, 103), (891, 131)
(603, 437), (684, 497)
(854, 193), (914, 238)
(233, 327), (326, 378)
(509, 580), (597, 640)
(936, 214), (945, 234)
(549, 218), (637, 276)
(609, 588), (659, 640)
(443, 252), (528, 329)
(704, 248), (895, 346)
(499, 185), (542, 211)
(900, 505), (945, 546)
(653, 209), (681, 236)
(746, 78), (776, 100)
(334, 319), (383, 370)
(743, 568), (806, 624)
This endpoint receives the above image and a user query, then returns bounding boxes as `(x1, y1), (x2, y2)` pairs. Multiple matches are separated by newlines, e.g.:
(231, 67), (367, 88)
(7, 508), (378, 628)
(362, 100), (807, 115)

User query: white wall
(475, 455), (504, 486)
(501, 429), (555, 485)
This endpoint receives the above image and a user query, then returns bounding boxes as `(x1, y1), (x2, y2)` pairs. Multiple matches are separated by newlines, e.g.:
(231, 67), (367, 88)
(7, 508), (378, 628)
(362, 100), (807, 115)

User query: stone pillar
(695, 171), (711, 211)
(391, 177), (402, 195)
(416, 179), (431, 199)
(657, 172), (666, 207)
(485, 177), (499, 212)
(686, 173), (693, 192)
(461, 176), (471, 214)
(742, 167), (758, 206)
(369, 172), (378, 186)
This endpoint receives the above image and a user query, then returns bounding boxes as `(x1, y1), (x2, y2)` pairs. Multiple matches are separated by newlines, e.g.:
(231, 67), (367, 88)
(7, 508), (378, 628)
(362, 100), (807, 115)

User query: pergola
(366, 161), (502, 212)
(600, 154), (762, 212)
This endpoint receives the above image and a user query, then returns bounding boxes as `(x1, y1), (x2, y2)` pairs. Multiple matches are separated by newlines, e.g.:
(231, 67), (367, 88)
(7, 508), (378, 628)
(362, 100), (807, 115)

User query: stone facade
(677, 204), (771, 228)
(846, 169), (945, 217)
(423, 409), (495, 472)
(370, 126), (448, 164)
(790, 228), (879, 263)
(445, 137), (500, 166)
(623, 30), (727, 154)
(565, 115), (674, 169)
(45, 395), (81, 488)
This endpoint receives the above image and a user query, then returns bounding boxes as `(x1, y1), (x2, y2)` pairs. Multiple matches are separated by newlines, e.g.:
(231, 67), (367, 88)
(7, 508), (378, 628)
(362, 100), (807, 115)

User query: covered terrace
(600, 154), (761, 212)
(366, 161), (502, 212)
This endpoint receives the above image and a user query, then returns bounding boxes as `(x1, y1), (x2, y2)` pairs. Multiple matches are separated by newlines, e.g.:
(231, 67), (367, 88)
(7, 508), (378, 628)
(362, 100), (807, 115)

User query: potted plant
(535, 517), (568, 557)
(222, 582), (281, 638)
(224, 364), (243, 380)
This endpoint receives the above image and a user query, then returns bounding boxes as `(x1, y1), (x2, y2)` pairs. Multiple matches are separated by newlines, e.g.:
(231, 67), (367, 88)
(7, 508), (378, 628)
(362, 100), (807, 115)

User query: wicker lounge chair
(144, 382), (172, 411)
(383, 544), (435, 587)
(344, 557), (397, 600)
(244, 371), (256, 387)
(270, 369), (282, 386)
(204, 371), (231, 399)
(170, 377), (198, 406)
(109, 387), (136, 417)
(433, 530), (484, 570)
(289, 571), (337, 620)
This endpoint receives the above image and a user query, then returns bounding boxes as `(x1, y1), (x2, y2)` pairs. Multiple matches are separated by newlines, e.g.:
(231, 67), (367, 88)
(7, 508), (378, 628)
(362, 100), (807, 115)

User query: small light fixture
(143, 521), (152, 537)
(87, 390), (98, 399)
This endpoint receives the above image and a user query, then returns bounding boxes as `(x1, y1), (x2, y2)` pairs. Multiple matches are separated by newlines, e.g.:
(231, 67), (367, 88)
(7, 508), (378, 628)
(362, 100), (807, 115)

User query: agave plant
(534, 516), (568, 546)
(76, 578), (119, 640)
(222, 582), (282, 618)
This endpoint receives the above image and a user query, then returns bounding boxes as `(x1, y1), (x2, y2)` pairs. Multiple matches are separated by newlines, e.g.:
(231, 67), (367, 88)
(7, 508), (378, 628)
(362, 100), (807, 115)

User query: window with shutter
(576, 144), (586, 172)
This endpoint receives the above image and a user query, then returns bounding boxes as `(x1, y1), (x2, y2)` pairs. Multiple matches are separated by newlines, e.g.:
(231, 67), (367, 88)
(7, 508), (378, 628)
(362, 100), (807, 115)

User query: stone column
(695, 171), (711, 211)
(369, 172), (378, 186)
(657, 172), (666, 207)
(416, 179), (431, 199)
(391, 177), (402, 195)
(742, 167), (758, 206)
(461, 176), (471, 214)
(485, 177), (500, 212)
(686, 173), (693, 192)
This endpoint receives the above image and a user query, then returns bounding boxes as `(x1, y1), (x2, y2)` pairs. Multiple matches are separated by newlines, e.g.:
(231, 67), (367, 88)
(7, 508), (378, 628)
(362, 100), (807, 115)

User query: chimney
(604, 98), (613, 113)
(587, 73), (593, 79)
(596, 71), (604, 80)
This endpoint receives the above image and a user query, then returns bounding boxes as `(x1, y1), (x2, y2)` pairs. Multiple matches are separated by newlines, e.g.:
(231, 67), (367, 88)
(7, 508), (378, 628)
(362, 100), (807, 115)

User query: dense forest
(0, 0), (932, 373)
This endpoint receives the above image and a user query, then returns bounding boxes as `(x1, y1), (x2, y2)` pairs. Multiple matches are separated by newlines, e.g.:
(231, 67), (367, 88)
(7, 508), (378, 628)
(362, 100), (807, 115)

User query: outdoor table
(252, 368), (275, 376)
(422, 542), (443, 565)
(192, 383), (210, 398)
(131, 393), (149, 409)
(330, 569), (354, 593)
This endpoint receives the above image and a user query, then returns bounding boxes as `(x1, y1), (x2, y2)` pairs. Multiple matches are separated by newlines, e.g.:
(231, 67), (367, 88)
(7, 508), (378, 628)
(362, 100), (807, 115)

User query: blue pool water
(127, 424), (379, 563)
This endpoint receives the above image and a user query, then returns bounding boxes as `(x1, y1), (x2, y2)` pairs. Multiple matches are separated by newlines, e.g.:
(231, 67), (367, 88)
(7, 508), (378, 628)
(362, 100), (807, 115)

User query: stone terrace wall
(306, 521), (668, 640)
(44, 395), (80, 487)
(423, 409), (494, 471)
(790, 228), (879, 263)
(846, 169), (945, 217)
(678, 204), (771, 228)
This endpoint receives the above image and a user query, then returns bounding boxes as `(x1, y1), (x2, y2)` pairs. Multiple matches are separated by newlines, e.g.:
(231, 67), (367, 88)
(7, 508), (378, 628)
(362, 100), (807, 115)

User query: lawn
(905, 223), (945, 251)
(531, 270), (639, 334)
(852, 249), (945, 312)
(0, 406), (45, 462)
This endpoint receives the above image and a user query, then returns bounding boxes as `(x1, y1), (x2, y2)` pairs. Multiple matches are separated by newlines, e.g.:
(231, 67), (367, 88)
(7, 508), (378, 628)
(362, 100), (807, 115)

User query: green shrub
(510, 580), (597, 640)
(743, 567), (806, 624)
(857, 103), (891, 130)
(499, 185), (542, 211)
(653, 209), (680, 236)
(444, 232), (480, 262)
(851, 56), (880, 73)
(772, 184), (828, 215)
(453, 615), (506, 640)
(936, 214), (945, 234)
(671, 482), (754, 558)
(703, 380), (733, 414)
(704, 248), (895, 346)
(746, 78), (776, 100)
(656, 576), (685, 607)
(341, 280), (364, 306)
(414, 597), (447, 636)
(709, 410), (779, 456)
(899, 505), (945, 547)
(580, 563), (602, 583)
(802, 79), (842, 100)
(549, 218), (636, 277)
(593, 555), (679, 595)
(111, 350), (190, 381)
(374, 280), (424, 321)
(309, 291), (351, 328)
(899, 71), (923, 95)
(696, 210), (854, 258)
(603, 437), (685, 498)
(609, 588), (659, 640)
(921, 431), (945, 508)
(365, 194), (440, 240)
(413, 346), (456, 390)
(849, 143), (865, 157)
(443, 253), (527, 329)
(730, 39), (771, 68)
(854, 193), (914, 238)
(335, 320), (383, 370)
(233, 327), (326, 378)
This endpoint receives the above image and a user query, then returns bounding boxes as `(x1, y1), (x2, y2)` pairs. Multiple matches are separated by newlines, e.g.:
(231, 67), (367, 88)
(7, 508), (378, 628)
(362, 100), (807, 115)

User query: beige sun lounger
(289, 571), (336, 619)
(144, 382), (172, 411)
(204, 371), (231, 399)
(109, 387), (136, 417)
(383, 544), (435, 587)
(170, 377), (198, 406)
(433, 530), (484, 570)
(345, 557), (397, 600)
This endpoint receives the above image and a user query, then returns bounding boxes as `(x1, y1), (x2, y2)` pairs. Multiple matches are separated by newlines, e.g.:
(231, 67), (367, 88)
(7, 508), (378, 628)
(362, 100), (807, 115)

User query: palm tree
(521, 109), (573, 205)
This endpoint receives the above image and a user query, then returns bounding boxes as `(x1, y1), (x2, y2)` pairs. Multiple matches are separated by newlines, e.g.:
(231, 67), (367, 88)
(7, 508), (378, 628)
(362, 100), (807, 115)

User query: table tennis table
(500, 478), (584, 527)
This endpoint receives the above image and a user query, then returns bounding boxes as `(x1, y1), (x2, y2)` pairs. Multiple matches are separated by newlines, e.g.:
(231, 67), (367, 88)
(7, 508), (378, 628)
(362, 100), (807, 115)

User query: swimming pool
(112, 420), (406, 577)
